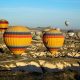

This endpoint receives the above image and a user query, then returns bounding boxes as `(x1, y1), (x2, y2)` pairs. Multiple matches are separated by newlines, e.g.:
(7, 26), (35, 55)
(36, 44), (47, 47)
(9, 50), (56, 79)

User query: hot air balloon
(3, 26), (32, 55)
(0, 19), (9, 33)
(43, 28), (65, 56)
(65, 21), (69, 27)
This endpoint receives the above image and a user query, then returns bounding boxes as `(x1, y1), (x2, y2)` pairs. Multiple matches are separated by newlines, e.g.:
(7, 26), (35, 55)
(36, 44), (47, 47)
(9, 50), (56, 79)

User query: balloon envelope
(65, 21), (69, 27)
(43, 29), (65, 55)
(3, 26), (32, 55)
(0, 19), (9, 33)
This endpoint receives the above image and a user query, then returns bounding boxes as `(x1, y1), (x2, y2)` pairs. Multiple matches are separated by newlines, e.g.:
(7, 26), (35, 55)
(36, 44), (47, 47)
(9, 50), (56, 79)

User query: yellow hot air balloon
(3, 26), (32, 55)
(43, 28), (65, 56)
(0, 19), (9, 33)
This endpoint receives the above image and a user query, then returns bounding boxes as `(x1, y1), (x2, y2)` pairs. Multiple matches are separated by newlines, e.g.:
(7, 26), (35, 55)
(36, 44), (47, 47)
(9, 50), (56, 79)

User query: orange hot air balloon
(43, 28), (64, 56)
(3, 26), (32, 55)
(0, 19), (9, 33)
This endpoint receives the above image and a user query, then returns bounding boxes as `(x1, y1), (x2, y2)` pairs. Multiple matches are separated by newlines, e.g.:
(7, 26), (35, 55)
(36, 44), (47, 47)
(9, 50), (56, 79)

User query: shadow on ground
(0, 65), (80, 80)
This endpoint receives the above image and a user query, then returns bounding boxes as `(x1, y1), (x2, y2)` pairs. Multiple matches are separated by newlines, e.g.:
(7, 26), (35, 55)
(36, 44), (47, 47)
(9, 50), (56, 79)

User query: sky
(0, 0), (80, 29)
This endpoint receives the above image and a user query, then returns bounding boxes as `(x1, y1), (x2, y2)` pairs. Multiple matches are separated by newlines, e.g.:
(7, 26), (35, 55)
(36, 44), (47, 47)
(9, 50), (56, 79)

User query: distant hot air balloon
(3, 26), (32, 55)
(65, 21), (69, 27)
(43, 28), (65, 56)
(0, 19), (9, 33)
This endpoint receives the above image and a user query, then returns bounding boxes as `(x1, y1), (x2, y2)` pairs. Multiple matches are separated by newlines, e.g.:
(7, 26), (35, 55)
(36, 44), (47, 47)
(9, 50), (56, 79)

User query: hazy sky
(0, 0), (80, 29)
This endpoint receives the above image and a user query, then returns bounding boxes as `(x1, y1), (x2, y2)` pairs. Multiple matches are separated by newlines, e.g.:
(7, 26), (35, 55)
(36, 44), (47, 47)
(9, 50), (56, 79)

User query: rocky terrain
(0, 28), (80, 80)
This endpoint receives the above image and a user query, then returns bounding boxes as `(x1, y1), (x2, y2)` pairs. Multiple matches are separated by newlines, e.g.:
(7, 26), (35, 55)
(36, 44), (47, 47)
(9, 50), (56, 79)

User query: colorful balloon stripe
(4, 34), (32, 38)
(44, 33), (62, 35)
(43, 35), (64, 38)
(0, 22), (8, 24)
(4, 32), (31, 35)
(10, 48), (25, 51)
(0, 28), (7, 30)
(7, 46), (28, 48)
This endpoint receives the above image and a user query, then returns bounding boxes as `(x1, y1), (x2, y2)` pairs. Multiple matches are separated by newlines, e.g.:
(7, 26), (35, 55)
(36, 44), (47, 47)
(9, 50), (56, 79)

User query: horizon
(0, 0), (80, 29)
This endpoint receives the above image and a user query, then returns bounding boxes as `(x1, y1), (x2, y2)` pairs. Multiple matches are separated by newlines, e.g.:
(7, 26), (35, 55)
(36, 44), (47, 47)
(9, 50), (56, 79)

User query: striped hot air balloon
(3, 26), (32, 55)
(43, 28), (64, 56)
(0, 19), (9, 33)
